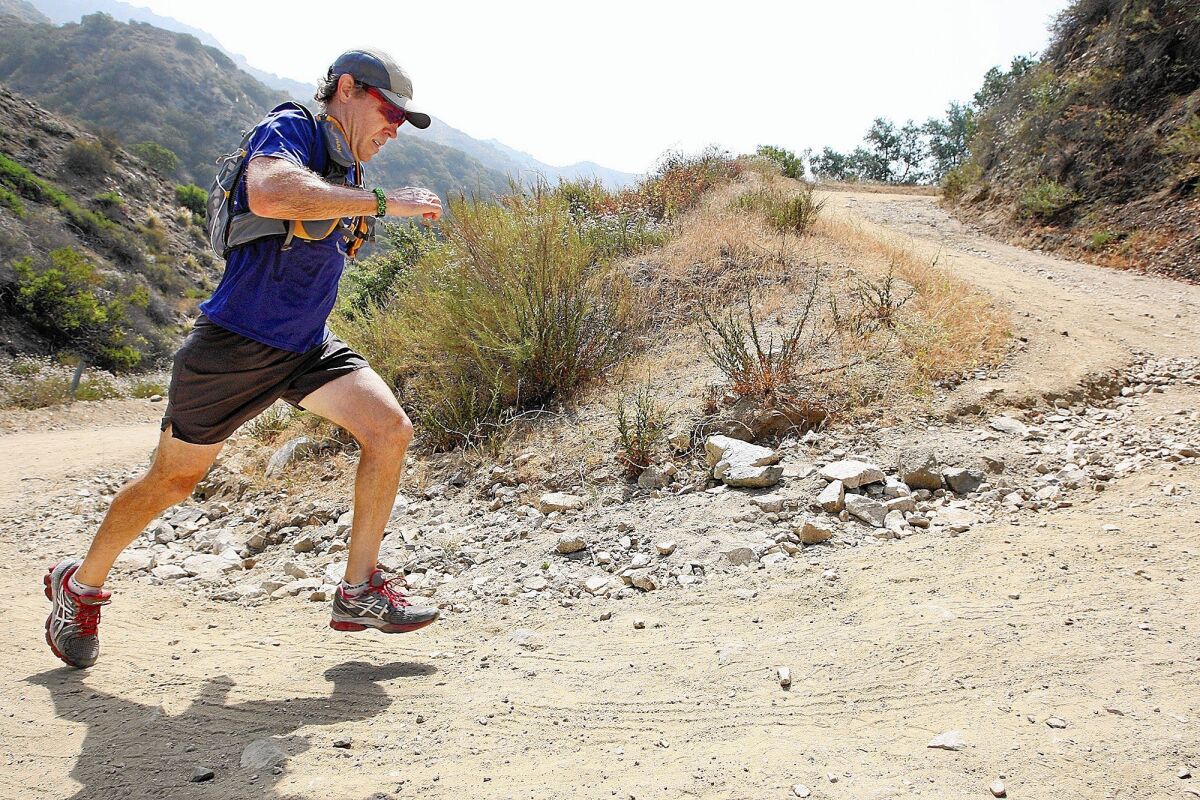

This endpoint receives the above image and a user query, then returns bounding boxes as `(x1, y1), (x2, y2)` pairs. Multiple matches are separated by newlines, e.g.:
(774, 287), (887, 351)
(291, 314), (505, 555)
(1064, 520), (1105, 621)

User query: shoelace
(74, 597), (106, 637)
(368, 576), (411, 608)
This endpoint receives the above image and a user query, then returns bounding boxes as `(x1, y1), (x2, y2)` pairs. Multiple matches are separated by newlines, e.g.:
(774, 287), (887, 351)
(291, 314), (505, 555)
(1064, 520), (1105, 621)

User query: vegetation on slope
(944, 0), (1200, 279)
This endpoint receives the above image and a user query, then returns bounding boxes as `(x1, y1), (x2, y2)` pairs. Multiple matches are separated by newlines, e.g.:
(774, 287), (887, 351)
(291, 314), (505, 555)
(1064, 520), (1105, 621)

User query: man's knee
(360, 410), (413, 456)
(145, 465), (208, 505)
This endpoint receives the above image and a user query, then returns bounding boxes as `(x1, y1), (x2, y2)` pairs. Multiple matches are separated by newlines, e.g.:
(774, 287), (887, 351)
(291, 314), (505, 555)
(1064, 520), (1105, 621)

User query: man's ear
(335, 73), (358, 101)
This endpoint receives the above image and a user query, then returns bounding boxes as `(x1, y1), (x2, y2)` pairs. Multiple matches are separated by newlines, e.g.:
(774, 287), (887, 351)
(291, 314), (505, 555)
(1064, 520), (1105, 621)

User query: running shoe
(44, 559), (111, 669)
(329, 569), (439, 633)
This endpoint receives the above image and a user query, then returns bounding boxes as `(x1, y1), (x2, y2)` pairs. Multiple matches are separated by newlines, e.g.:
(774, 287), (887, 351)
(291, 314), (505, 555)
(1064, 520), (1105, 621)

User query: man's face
(341, 83), (405, 162)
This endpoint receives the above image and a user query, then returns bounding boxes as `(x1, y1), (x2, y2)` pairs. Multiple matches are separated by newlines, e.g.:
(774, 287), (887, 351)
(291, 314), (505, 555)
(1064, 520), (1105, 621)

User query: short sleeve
(245, 108), (318, 168)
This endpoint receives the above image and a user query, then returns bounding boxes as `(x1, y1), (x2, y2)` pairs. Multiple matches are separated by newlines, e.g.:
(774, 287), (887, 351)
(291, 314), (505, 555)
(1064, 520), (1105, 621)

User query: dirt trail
(2, 194), (1198, 800)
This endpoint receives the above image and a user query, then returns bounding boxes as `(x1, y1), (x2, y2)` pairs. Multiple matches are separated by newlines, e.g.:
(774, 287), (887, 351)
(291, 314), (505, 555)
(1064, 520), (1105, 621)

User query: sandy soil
(1, 193), (1198, 800)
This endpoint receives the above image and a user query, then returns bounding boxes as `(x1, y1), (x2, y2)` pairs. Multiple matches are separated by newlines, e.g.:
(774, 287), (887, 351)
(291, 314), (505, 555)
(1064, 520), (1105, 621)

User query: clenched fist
(385, 187), (442, 222)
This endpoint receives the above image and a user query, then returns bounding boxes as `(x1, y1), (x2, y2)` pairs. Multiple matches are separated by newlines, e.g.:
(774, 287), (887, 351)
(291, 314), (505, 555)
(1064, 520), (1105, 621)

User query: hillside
(0, 82), (217, 367)
(944, 0), (1200, 280)
(0, 13), (512, 200)
(0, 0), (46, 22)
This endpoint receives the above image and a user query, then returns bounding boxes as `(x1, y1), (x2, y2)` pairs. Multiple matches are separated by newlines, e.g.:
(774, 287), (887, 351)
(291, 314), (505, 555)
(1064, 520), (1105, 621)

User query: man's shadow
(27, 659), (435, 799)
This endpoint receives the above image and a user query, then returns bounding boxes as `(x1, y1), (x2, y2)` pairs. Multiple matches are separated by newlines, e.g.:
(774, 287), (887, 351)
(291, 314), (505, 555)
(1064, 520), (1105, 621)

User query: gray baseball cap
(329, 48), (431, 129)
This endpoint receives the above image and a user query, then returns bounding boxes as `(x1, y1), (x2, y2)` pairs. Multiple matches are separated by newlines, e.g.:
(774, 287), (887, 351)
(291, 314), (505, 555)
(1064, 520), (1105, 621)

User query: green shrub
(74, 374), (121, 401)
(12, 248), (143, 370)
(127, 377), (167, 398)
(735, 183), (825, 235)
(340, 221), (441, 316)
(615, 375), (669, 477)
(131, 141), (180, 175)
(174, 183), (208, 217)
(340, 191), (631, 450)
(755, 145), (805, 179)
(941, 162), (983, 201)
(63, 139), (113, 178)
(0, 186), (25, 216)
(1088, 230), (1117, 250)
(1018, 179), (1079, 221)
(93, 191), (125, 210)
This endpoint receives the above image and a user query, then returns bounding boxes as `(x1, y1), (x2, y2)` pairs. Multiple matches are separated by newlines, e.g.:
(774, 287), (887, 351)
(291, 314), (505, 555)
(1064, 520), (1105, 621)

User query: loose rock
(819, 460), (885, 489)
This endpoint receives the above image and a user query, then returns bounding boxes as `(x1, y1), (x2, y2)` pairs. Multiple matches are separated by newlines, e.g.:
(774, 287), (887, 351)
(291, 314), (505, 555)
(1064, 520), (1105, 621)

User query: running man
(45, 48), (442, 669)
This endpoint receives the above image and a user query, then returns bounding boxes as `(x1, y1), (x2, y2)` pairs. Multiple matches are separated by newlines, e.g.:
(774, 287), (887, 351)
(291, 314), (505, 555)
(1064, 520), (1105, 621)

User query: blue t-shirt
(199, 104), (357, 352)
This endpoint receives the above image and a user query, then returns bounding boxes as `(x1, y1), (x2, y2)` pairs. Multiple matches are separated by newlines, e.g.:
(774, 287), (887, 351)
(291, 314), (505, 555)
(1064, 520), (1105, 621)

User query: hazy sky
(137, 0), (1071, 174)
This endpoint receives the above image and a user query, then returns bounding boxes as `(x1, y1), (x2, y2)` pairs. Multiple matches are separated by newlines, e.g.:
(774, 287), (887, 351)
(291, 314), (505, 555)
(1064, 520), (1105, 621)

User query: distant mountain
(21, 0), (639, 190)
(0, 0), (48, 23)
(0, 14), (512, 200)
(401, 124), (639, 190)
(24, 0), (313, 100)
(483, 139), (639, 189)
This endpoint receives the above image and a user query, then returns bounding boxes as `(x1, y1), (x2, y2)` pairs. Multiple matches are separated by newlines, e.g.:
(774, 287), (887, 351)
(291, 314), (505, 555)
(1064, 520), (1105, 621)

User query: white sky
(137, 0), (1071, 174)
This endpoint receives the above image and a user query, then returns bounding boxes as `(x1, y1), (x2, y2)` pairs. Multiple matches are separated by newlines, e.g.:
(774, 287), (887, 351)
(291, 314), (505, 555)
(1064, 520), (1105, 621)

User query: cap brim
(377, 87), (431, 129)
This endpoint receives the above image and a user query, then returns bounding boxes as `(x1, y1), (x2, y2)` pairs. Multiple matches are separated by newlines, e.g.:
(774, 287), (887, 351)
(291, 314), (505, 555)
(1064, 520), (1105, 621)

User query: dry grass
(818, 181), (942, 196)
(628, 176), (805, 331)
(815, 213), (1010, 384)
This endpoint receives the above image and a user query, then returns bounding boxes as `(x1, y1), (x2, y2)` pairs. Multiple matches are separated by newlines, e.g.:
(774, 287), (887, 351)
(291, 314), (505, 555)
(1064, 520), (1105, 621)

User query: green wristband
(372, 187), (387, 217)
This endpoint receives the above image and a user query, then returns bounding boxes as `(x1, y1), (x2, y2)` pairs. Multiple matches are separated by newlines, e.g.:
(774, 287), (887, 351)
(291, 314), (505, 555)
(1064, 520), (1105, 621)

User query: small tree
(755, 145), (805, 179)
(133, 142), (180, 176)
(924, 102), (977, 180)
(175, 183), (208, 217)
(12, 248), (142, 384)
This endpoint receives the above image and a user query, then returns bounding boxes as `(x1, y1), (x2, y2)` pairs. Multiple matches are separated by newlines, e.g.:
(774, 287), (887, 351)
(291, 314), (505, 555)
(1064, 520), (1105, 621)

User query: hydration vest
(205, 102), (375, 259)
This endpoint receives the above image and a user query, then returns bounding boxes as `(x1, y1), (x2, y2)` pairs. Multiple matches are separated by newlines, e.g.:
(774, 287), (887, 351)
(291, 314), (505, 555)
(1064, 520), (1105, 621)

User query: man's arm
(245, 156), (442, 221)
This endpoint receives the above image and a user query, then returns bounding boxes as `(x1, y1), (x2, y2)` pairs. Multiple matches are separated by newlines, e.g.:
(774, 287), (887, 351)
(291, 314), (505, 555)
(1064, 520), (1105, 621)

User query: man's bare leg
(297, 367), (413, 585)
(75, 426), (224, 587)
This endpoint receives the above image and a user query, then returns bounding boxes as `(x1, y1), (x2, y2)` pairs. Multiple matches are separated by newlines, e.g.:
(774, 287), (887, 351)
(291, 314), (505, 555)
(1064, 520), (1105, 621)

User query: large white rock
(721, 464), (784, 488)
(989, 416), (1029, 436)
(538, 492), (586, 514)
(704, 435), (784, 488)
(819, 460), (885, 489)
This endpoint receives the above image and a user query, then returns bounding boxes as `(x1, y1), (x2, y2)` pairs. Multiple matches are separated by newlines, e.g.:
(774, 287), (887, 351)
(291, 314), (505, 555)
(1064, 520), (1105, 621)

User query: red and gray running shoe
(44, 559), (111, 669)
(329, 569), (439, 634)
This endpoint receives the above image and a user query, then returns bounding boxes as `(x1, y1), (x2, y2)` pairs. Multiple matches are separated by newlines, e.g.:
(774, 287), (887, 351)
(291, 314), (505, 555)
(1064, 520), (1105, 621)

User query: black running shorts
(161, 316), (369, 445)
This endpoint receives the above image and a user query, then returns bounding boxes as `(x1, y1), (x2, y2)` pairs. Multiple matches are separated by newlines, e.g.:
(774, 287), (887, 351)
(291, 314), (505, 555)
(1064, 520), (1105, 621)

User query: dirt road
(2, 193), (1197, 800)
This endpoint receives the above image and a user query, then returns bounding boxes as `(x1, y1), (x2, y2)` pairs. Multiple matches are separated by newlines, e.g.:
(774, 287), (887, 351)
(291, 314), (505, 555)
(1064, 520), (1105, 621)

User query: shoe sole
(329, 616), (438, 634)
(44, 562), (90, 669)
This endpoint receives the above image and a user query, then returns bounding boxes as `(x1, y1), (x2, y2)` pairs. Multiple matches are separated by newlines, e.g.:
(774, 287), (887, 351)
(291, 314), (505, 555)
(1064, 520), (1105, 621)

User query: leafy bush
(63, 140), (114, 178)
(755, 145), (805, 179)
(74, 374), (122, 401)
(174, 183), (208, 217)
(339, 191), (631, 450)
(11, 247), (143, 370)
(340, 221), (441, 317)
(735, 183), (825, 235)
(615, 375), (669, 478)
(132, 141), (180, 175)
(941, 162), (983, 201)
(1088, 230), (1117, 250)
(1018, 179), (1079, 220)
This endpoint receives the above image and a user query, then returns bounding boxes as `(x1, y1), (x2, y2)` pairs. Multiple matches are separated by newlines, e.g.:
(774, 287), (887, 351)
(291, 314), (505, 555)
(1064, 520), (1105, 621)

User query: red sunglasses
(364, 86), (407, 126)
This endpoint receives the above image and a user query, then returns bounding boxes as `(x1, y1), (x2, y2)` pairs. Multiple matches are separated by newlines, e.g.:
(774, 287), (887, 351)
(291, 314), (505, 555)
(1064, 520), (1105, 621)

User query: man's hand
(386, 188), (442, 222)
